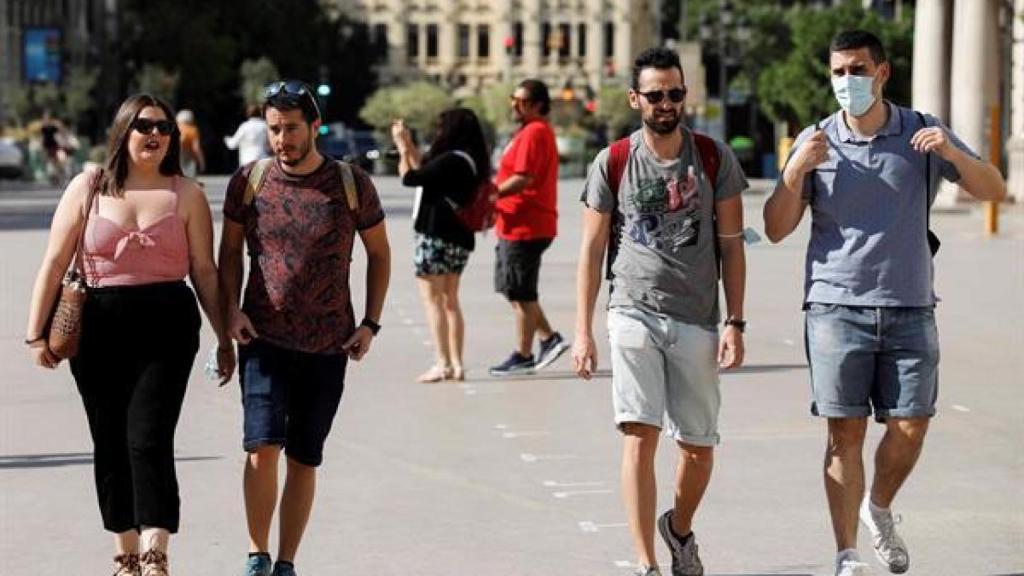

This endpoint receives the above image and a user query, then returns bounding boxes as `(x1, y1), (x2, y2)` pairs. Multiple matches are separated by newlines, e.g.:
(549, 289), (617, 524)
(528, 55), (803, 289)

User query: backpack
(445, 150), (498, 233)
(604, 132), (721, 280)
(243, 157), (360, 210)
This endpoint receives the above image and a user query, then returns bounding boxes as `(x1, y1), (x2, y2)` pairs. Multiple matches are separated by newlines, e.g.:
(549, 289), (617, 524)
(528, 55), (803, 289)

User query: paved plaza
(1, 175), (1022, 575)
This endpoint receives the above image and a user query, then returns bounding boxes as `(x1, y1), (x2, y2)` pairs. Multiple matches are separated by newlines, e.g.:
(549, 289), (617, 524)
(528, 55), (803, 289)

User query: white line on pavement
(501, 430), (551, 439)
(553, 489), (613, 499)
(521, 453), (579, 463)
(952, 404), (971, 413)
(542, 480), (607, 488)
(578, 520), (628, 533)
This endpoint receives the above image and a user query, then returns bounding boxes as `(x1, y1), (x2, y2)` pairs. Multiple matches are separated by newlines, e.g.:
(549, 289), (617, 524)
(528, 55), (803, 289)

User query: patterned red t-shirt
(224, 158), (385, 354)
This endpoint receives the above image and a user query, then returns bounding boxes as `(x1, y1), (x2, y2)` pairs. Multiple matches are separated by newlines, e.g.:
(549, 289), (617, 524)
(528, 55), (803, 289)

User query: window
(558, 23), (571, 59)
(477, 24), (490, 59)
(426, 23), (439, 59)
(577, 23), (586, 57)
(603, 22), (614, 58)
(514, 21), (524, 57)
(541, 22), (552, 58)
(407, 24), (419, 61)
(374, 23), (389, 62)
(457, 24), (471, 59)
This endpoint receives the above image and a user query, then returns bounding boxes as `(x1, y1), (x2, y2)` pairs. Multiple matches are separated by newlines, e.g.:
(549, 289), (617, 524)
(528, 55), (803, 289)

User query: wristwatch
(723, 317), (747, 333)
(360, 318), (381, 336)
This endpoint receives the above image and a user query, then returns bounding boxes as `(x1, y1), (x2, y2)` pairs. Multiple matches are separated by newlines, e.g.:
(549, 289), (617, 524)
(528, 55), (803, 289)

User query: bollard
(986, 105), (1000, 236)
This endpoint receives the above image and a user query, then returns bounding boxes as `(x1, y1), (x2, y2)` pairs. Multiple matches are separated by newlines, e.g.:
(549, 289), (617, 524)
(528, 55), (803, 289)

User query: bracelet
(24, 336), (45, 345)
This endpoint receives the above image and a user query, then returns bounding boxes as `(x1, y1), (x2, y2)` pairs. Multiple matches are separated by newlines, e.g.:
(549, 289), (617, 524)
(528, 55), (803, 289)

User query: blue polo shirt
(787, 102), (979, 307)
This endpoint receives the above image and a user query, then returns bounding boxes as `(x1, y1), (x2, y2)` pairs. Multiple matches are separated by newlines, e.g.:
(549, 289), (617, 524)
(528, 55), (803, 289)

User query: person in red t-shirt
(489, 79), (570, 376)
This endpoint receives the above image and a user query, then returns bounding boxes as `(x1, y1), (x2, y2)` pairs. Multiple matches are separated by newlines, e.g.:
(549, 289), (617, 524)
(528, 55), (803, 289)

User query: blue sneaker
(243, 554), (272, 576)
(271, 561), (297, 576)
(489, 351), (535, 376)
(535, 332), (570, 370)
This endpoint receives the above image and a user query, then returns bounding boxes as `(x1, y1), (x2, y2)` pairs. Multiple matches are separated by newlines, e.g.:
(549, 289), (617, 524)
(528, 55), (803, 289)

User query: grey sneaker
(633, 566), (662, 576)
(657, 509), (704, 576)
(243, 554), (272, 576)
(859, 497), (909, 573)
(836, 557), (873, 576)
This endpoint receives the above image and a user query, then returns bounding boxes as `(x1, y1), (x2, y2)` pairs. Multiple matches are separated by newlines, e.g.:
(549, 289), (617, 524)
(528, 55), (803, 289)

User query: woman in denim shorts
(391, 108), (491, 382)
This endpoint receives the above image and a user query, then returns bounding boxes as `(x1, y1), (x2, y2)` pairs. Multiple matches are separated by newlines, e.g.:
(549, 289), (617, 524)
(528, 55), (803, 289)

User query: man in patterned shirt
(218, 80), (391, 576)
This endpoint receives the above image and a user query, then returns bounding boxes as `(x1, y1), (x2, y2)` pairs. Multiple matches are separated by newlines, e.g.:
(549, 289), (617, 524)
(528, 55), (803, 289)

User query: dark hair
(632, 47), (685, 89)
(518, 78), (551, 116)
(427, 107), (491, 184)
(263, 81), (320, 124)
(245, 104), (262, 118)
(98, 93), (182, 198)
(830, 30), (887, 64)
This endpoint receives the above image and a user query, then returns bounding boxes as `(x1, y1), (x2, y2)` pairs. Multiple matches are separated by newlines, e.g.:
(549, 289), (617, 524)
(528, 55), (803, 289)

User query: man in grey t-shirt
(764, 31), (1006, 576)
(574, 47), (748, 576)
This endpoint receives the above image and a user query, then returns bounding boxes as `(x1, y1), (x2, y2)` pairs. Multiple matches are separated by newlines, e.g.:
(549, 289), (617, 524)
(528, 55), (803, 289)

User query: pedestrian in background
(764, 30), (1006, 576)
(574, 47), (748, 576)
(25, 93), (234, 576)
(489, 78), (570, 376)
(176, 109), (205, 177)
(224, 104), (270, 168)
(391, 108), (491, 382)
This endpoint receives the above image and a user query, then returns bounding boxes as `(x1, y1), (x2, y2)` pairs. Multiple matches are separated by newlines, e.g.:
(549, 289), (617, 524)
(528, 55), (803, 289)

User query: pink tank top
(83, 177), (190, 287)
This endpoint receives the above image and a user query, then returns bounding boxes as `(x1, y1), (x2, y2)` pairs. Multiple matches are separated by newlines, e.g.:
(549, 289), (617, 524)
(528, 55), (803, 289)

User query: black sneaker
(535, 332), (570, 370)
(489, 351), (536, 376)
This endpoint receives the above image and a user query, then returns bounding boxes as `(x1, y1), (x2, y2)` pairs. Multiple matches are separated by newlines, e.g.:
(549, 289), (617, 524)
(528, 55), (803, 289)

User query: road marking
(614, 560), (633, 568)
(501, 430), (550, 439)
(402, 318), (414, 325)
(951, 404), (971, 413)
(553, 489), (613, 499)
(460, 385), (504, 396)
(783, 338), (796, 346)
(421, 339), (432, 346)
(542, 480), (606, 488)
(493, 424), (508, 430)
(521, 453), (579, 463)
(578, 520), (628, 533)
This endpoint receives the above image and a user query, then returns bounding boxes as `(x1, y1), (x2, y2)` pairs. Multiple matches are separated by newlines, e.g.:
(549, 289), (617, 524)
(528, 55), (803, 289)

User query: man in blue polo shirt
(764, 30), (1005, 576)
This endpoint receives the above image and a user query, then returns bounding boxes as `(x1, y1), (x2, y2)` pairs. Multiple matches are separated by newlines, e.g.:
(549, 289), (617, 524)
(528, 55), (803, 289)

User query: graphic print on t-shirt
(626, 165), (699, 250)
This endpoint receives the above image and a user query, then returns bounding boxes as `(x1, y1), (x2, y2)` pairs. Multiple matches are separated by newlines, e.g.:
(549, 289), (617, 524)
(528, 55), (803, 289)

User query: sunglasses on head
(264, 80), (321, 116)
(637, 87), (687, 104)
(132, 118), (175, 136)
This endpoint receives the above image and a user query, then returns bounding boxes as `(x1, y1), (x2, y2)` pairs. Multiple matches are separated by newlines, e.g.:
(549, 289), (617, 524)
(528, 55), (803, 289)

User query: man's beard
(278, 137), (312, 166)
(644, 112), (681, 135)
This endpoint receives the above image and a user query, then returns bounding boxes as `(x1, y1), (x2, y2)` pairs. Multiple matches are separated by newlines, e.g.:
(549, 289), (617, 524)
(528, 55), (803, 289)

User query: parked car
(0, 137), (25, 179)
(318, 126), (379, 172)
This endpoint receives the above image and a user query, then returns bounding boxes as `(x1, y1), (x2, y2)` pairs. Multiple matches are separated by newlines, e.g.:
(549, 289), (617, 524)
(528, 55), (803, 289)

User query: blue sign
(23, 28), (62, 84)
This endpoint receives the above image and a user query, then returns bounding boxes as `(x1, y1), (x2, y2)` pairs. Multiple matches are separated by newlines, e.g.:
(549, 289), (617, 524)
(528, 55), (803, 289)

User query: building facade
(334, 0), (660, 96)
(913, 0), (1024, 203)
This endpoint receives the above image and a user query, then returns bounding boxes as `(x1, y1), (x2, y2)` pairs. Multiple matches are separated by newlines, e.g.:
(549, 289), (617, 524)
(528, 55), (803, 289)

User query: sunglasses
(264, 80), (321, 117)
(637, 88), (687, 104)
(132, 118), (175, 136)
(509, 94), (531, 104)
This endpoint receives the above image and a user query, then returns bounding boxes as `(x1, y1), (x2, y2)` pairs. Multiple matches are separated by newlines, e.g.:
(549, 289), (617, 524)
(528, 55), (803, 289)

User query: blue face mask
(831, 75), (876, 117)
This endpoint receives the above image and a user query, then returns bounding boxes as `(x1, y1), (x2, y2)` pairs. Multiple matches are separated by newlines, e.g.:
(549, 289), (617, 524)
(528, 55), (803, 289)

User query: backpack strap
(337, 160), (360, 211)
(693, 132), (723, 279)
(243, 158), (274, 206)
(605, 137), (632, 280)
(913, 110), (940, 255)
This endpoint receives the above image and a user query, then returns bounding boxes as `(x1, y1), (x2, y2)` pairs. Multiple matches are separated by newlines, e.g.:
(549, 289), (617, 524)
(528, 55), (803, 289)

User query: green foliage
(134, 64), (180, 104)
(239, 58), (281, 107)
(595, 83), (637, 139)
(359, 82), (455, 141)
(64, 66), (101, 127)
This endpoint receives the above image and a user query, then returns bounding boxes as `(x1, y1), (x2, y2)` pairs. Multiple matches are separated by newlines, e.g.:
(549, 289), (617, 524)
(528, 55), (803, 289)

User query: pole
(718, 0), (728, 141)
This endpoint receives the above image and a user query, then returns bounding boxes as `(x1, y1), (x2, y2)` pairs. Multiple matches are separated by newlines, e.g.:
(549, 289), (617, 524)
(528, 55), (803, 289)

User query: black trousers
(69, 281), (200, 533)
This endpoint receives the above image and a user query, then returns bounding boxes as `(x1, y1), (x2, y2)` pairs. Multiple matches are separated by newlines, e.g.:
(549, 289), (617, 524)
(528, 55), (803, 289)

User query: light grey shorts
(608, 306), (721, 447)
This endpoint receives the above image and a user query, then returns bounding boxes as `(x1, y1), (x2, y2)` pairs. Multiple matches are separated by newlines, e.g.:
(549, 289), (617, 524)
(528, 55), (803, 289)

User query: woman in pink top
(25, 94), (234, 576)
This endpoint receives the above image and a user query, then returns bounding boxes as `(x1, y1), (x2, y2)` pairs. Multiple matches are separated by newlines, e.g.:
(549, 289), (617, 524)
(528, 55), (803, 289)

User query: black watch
(724, 317), (747, 333)
(360, 318), (381, 336)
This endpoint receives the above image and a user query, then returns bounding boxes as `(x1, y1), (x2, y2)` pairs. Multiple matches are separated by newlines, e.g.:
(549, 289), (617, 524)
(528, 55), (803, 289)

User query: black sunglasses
(264, 80), (321, 117)
(637, 88), (687, 104)
(132, 118), (175, 136)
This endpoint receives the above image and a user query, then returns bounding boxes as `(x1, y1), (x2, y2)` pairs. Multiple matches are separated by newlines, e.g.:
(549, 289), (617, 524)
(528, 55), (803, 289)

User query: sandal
(140, 549), (169, 576)
(450, 366), (465, 381)
(417, 364), (452, 383)
(112, 553), (140, 576)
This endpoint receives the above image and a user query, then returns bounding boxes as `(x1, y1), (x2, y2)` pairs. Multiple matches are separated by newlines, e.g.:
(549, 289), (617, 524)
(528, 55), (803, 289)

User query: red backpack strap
(604, 137), (631, 281)
(692, 132), (720, 190)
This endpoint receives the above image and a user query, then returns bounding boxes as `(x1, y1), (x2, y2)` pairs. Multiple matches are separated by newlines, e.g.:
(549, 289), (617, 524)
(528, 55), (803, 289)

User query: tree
(239, 58), (281, 107)
(64, 66), (101, 129)
(595, 84), (637, 140)
(134, 64), (180, 104)
(360, 82), (455, 141)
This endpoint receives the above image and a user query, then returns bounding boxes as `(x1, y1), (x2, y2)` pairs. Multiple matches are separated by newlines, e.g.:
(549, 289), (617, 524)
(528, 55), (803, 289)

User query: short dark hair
(632, 47), (685, 90)
(830, 30), (887, 64)
(262, 80), (320, 124)
(518, 78), (551, 116)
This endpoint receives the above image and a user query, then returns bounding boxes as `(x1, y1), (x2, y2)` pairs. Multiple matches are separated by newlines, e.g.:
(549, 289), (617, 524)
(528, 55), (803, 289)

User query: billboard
(23, 27), (62, 84)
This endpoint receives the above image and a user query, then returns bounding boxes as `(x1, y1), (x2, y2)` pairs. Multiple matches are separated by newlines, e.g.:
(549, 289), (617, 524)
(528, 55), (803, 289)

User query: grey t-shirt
(788, 103), (978, 307)
(582, 127), (748, 326)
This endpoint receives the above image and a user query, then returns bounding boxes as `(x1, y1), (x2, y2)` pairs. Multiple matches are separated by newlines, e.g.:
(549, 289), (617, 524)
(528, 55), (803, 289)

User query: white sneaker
(859, 497), (910, 573)
(836, 557), (873, 576)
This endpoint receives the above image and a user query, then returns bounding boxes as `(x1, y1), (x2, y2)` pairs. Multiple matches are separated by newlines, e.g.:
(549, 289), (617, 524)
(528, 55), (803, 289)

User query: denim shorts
(494, 238), (552, 302)
(804, 303), (939, 421)
(608, 307), (721, 447)
(238, 339), (348, 467)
